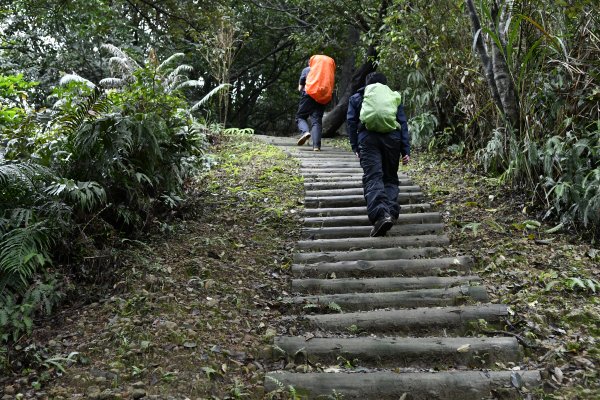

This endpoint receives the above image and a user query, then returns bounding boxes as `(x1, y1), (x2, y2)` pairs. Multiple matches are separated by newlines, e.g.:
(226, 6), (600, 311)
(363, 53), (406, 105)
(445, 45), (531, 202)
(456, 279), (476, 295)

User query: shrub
(0, 47), (215, 343)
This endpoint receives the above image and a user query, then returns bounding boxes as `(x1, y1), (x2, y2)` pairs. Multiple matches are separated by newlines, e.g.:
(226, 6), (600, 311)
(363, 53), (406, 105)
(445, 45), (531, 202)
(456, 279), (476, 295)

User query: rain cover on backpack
(305, 55), (336, 105)
(359, 83), (402, 133)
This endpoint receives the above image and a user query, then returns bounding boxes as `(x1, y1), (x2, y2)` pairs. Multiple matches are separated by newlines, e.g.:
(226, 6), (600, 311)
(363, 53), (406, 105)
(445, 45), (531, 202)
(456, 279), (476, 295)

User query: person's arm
(298, 67), (309, 92)
(346, 95), (361, 155)
(397, 105), (411, 164)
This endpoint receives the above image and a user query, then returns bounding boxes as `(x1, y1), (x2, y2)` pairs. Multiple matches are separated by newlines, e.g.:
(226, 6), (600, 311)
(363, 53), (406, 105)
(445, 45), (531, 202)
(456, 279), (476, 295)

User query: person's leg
(359, 134), (391, 224)
(296, 95), (312, 145)
(309, 102), (326, 150)
(381, 134), (402, 219)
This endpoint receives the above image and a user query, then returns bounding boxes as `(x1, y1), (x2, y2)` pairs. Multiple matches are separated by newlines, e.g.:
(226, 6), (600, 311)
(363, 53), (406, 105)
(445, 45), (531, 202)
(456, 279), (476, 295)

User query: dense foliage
(377, 0), (599, 234)
(0, 47), (213, 341)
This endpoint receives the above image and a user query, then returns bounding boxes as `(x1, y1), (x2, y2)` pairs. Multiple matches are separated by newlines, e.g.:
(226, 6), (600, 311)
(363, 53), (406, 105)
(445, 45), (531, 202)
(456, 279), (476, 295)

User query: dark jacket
(298, 66), (310, 94)
(346, 86), (410, 156)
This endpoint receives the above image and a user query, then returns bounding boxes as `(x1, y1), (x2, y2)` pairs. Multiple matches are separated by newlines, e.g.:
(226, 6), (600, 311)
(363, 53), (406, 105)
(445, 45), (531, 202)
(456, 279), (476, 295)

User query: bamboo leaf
(545, 223), (564, 234)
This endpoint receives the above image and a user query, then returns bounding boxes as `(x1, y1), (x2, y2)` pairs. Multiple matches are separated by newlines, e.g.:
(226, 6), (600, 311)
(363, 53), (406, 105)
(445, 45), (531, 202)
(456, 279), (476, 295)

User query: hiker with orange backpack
(347, 72), (411, 237)
(296, 55), (336, 151)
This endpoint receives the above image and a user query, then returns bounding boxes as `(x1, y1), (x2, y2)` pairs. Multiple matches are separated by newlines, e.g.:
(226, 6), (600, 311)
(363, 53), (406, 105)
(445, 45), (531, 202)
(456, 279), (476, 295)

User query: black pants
(358, 132), (402, 224)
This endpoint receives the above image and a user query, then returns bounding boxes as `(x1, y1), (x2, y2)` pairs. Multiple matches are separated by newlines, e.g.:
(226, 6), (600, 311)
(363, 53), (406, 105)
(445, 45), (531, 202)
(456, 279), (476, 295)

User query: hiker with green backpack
(347, 72), (411, 237)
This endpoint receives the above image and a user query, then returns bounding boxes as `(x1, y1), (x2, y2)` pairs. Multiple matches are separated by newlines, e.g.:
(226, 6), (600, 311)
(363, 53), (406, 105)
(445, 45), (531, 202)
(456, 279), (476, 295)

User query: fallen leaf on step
(456, 344), (471, 353)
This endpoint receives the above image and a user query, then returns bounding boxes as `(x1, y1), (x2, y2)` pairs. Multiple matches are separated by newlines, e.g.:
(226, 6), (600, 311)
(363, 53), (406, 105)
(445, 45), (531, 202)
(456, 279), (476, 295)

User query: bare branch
(231, 39), (295, 80)
(247, 0), (312, 28)
(132, 0), (203, 32)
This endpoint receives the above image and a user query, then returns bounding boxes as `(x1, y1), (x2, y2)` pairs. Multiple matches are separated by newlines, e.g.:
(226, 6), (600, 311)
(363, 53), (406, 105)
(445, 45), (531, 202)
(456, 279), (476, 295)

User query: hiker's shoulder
(300, 66), (310, 77)
(350, 87), (365, 101)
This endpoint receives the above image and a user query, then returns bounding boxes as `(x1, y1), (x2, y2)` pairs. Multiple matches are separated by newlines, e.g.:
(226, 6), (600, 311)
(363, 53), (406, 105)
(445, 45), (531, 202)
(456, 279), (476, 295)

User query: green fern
(57, 88), (111, 139)
(0, 277), (62, 341)
(157, 53), (186, 72)
(0, 162), (50, 189)
(45, 179), (106, 212)
(59, 73), (96, 89)
(8, 208), (33, 228)
(0, 46), (217, 344)
(0, 222), (53, 289)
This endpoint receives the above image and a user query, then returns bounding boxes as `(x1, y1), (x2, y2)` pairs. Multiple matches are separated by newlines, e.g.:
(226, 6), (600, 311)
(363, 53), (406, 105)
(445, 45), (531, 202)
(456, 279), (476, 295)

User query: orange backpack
(305, 55), (336, 105)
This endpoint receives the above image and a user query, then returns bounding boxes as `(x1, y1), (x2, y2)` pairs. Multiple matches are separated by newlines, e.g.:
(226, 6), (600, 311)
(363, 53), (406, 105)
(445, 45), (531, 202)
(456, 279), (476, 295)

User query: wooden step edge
(291, 275), (482, 294)
(302, 204), (432, 217)
(284, 285), (489, 312)
(304, 186), (422, 196)
(305, 304), (509, 335)
(301, 223), (444, 239)
(292, 247), (448, 265)
(296, 234), (449, 252)
(304, 196), (424, 209)
(303, 212), (442, 227)
(267, 336), (521, 367)
(264, 370), (542, 400)
(304, 179), (414, 189)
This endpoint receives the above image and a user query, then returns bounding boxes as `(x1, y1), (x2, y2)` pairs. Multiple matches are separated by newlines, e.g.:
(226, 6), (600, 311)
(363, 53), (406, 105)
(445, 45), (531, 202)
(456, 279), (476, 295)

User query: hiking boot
(297, 132), (311, 146)
(370, 214), (394, 237)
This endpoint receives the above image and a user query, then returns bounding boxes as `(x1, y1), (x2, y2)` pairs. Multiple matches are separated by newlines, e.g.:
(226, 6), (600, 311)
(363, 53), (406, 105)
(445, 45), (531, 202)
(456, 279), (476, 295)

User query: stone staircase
(257, 136), (542, 399)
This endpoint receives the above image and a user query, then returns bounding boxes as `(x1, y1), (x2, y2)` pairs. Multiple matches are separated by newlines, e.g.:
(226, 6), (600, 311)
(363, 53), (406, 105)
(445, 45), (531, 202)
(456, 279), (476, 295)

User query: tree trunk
(334, 26), (360, 104)
(465, 0), (503, 112)
(490, 1), (520, 127)
(322, 45), (378, 137)
(465, 0), (520, 129)
(321, 0), (392, 137)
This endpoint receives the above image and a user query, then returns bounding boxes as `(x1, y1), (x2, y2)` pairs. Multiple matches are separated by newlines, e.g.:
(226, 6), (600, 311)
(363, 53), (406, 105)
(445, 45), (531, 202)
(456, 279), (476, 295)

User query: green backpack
(359, 83), (402, 133)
